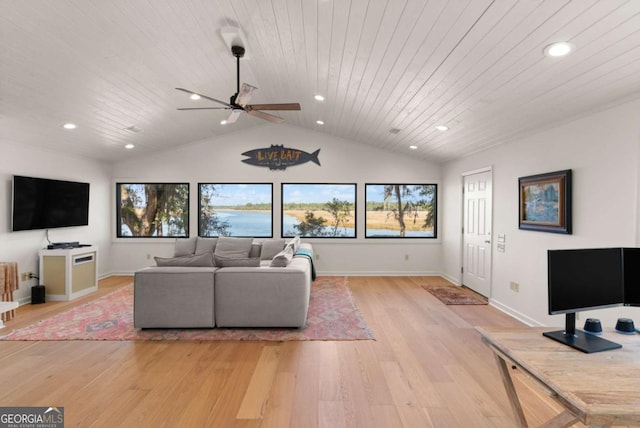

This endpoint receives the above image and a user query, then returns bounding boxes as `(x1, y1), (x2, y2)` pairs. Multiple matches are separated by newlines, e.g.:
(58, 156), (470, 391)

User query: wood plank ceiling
(2, 0), (640, 163)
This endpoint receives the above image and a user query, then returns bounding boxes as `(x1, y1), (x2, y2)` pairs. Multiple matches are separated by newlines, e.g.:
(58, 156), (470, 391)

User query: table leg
(493, 351), (529, 427)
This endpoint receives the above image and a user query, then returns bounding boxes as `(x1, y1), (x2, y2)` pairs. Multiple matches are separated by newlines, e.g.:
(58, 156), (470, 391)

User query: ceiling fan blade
(235, 83), (257, 106)
(177, 107), (229, 110)
(225, 109), (243, 124)
(247, 103), (301, 111)
(175, 88), (231, 108)
(246, 109), (285, 124)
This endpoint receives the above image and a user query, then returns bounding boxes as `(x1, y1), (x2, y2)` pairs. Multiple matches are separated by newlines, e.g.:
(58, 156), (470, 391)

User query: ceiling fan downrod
(231, 45), (245, 105)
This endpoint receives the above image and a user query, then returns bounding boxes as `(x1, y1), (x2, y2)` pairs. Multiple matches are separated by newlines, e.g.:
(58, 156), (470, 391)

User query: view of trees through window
(365, 184), (437, 238)
(117, 183), (189, 237)
(115, 182), (437, 239)
(282, 184), (356, 238)
(199, 183), (273, 237)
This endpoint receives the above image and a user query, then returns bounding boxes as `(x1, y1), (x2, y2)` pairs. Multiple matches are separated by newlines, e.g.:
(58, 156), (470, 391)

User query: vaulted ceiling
(2, 0), (640, 163)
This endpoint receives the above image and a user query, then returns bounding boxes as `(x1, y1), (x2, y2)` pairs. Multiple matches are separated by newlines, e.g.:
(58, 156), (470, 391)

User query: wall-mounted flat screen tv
(12, 175), (90, 231)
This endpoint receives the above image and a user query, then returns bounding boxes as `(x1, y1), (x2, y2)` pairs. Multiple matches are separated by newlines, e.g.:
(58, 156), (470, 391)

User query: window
(117, 183), (189, 237)
(199, 183), (273, 237)
(365, 184), (437, 238)
(281, 183), (356, 238)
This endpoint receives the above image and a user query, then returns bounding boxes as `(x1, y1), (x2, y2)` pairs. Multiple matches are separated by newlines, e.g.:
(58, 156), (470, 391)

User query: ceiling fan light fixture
(124, 144), (135, 149)
(62, 123), (77, 130)
(314, 94), (325, 101)
(409, 145), (418, 150)
(435, 125), (449, 131)
(544, 42), (574, 57)
(316, 120), (325, 125)
(190, 94), (201, 100)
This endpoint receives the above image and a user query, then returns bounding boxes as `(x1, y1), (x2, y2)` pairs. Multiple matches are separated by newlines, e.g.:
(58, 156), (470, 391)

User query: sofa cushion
(195, 237), (218, 255)
(155, 252), (215, 267)
(174, 237), (197, 257)
(270, 245), (294, 267)
(214, 255), (261, 267)
(260, 239), (286, 260)
(214, 237), (254, 258)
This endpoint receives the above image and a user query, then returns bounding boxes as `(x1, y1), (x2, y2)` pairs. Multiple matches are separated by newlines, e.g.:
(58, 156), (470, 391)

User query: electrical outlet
(509, 281), (520, 292)
(146, 253), (151, 260)
(315, 253), (320, 260)
(21, 273), (29, 281)
(404, 254), (409, 261)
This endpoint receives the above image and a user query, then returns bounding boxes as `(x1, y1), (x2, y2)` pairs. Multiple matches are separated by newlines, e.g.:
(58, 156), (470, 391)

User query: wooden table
(477, 326), (640, 427)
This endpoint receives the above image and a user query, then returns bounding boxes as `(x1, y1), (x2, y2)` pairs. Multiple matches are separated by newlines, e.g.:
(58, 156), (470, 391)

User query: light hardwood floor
(0, 276), (611, 427)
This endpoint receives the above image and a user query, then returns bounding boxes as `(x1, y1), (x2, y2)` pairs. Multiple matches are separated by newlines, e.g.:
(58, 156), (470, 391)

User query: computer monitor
(545, 248), (625, 353)
(623, 247), (640, 306)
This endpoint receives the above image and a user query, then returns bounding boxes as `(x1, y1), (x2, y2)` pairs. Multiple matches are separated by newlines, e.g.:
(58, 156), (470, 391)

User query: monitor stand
(543, 313), (622, 353)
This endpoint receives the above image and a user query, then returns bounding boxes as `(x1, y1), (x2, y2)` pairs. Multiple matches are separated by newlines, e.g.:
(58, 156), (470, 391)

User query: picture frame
(518, 169), (572, 234)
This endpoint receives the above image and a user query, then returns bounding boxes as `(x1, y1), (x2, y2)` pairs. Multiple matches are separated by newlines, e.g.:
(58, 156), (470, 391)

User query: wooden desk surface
(477, 326), (640, 426)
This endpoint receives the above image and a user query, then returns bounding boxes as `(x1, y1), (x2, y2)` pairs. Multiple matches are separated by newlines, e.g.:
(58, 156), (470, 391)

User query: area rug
(1, 276), (374, 341)
(421, 284), (488, 305)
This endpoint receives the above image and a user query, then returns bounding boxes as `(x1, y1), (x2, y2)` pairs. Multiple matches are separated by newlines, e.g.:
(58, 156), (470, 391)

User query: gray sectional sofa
(133, 236), (314, 329)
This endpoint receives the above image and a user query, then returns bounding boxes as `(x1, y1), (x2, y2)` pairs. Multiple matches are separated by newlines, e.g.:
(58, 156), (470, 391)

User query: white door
(462, 170), (492, 297)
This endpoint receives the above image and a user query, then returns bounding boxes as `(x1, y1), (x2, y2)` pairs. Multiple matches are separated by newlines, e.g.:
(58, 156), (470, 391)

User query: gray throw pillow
(214, 255), (261, 267)
(270, 246), (294, 267)
(155, 252), (214, 267)
(195, 237), (218, 255)
(260, 239), (286, 260)
(214, 237), (254, 259)
(174, 237), (197, 257)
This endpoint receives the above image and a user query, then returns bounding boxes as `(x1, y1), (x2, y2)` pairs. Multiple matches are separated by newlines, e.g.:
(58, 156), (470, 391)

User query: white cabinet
(39, 246), (98, 301)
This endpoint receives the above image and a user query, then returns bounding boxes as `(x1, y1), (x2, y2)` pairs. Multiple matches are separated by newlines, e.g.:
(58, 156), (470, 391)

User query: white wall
(442, 98), (640, 328)
(110, 124), (443, 275)
(0, 139), (112, 304)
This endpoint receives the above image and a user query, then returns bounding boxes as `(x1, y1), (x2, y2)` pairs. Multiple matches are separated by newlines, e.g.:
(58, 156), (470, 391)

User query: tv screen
(12, 175), (90, 231)
(547, 248), (625, 315)
(623, 247), (640, 306)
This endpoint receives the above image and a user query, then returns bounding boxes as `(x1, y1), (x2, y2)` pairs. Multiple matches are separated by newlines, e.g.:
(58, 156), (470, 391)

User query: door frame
(460, 166), (494, 297)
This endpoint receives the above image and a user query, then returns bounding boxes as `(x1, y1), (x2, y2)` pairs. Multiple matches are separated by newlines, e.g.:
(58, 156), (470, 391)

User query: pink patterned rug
(1, 276), (374, 341)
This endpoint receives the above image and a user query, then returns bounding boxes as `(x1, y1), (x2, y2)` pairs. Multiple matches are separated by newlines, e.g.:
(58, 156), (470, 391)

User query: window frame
(116, 182), (190, 238)
(364, 183), (438, 239)
(281, 183), (357, 239)
(198, 182), (274, 238)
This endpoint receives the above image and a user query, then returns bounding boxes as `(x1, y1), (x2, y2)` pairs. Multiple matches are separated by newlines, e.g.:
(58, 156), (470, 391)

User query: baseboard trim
(489, 299), (543, 327)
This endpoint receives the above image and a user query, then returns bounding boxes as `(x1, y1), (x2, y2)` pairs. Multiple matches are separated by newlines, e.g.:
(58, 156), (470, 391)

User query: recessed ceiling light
(220, 120), (228, 125)
(316, 120), (325, 125)
(544, 42), (574, 57)
(124, 144), (135, 149)
(190, 94), (201, 100)
(62, 123), (77, 130)
(314, 94), (325, 101)
(435, 125), (449, 131)
(409, 145), (418, 150)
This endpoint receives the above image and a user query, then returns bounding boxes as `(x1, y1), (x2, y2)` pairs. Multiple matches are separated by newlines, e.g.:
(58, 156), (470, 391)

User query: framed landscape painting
(518, 169), (572, 234)
(199, 183), (273, 237)
(281, 183), (356, 238)
(365, 184), (437, 238)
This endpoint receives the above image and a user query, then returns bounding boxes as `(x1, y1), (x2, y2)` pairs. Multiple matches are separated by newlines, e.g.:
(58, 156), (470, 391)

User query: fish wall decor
(241, 145), (321, 170)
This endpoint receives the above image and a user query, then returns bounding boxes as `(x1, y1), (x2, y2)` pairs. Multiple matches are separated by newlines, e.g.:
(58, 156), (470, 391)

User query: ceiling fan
(176, 45), (301, 124)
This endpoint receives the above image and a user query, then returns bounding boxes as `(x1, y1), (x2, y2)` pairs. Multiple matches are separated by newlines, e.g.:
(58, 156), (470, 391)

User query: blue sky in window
(282, 184), (355, 204)
(203, 184), (272, 206)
